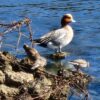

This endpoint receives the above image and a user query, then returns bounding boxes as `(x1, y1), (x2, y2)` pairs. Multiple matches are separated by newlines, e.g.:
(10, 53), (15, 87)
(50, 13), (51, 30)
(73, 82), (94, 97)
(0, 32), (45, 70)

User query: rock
(20, 57), (34, 65)
(69, 59), (89, 71)
(0, 70), (5, 84)
(23, 44), (40, 60)
(0, 51), (19, 71)
(0, 51), (17, 63)
(4, 62), (12, 71)
(49, 52), (70, 59)
(23, 44), (47, 70)
(15, 93), (33, 100)
(14, 86), (33, 100)
(32, 75), (52, 99)
(31, 56), (46, 70)
(0, 84), (19, 97)
(0, 50), (91, 100)
(5, 71), (34, 87)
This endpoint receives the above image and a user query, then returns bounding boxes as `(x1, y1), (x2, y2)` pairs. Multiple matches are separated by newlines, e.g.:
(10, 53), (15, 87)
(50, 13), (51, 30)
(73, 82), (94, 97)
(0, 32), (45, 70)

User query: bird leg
(58, 46), (62, 53)
(55, 46), (62, 54)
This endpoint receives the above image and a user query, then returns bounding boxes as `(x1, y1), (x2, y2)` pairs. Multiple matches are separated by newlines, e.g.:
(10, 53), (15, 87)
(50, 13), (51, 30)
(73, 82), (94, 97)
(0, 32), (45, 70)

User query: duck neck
(62, 24), (71, 29)
(63, 24), (73, 34)
(61, 23), (70, 28)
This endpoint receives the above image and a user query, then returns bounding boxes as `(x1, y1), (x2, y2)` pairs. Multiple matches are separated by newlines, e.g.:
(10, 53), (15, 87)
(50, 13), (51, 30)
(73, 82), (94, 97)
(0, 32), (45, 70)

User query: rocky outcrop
(0, 51), (34, 99)
(0, 49), (92, 100)
(23, 44), (47, 70)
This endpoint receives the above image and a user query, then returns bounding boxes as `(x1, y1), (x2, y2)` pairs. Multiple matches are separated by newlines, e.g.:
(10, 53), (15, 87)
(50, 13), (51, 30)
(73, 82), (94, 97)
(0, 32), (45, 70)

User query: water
(0, 0), (100, 99)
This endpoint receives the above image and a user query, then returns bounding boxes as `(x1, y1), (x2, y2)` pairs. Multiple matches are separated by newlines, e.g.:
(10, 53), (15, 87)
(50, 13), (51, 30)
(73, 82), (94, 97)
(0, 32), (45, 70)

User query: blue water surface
(0, 0), (100, 99)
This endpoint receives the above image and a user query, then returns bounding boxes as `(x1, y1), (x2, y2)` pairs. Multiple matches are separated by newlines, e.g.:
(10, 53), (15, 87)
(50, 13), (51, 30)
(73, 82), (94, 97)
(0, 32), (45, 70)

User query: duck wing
(33, 28), (65, 44)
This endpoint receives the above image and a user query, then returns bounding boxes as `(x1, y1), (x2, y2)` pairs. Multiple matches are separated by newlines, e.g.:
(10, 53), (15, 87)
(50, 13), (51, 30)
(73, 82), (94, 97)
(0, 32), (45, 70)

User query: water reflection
(46, 58), (75, 75)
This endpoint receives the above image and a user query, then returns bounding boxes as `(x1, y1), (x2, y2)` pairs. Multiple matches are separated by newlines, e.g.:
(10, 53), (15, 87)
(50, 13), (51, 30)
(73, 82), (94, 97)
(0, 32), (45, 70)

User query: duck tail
(32, 39), (47, 47)
(32, 39), (42, 44)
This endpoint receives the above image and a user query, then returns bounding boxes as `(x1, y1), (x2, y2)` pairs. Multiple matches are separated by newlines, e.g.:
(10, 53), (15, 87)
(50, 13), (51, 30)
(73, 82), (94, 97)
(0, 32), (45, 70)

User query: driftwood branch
(0, 18), (33, 50)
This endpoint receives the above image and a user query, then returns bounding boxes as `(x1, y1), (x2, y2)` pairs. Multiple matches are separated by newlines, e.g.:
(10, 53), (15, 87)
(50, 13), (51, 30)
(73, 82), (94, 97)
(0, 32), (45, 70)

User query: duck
(33, 13), (76, 53)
